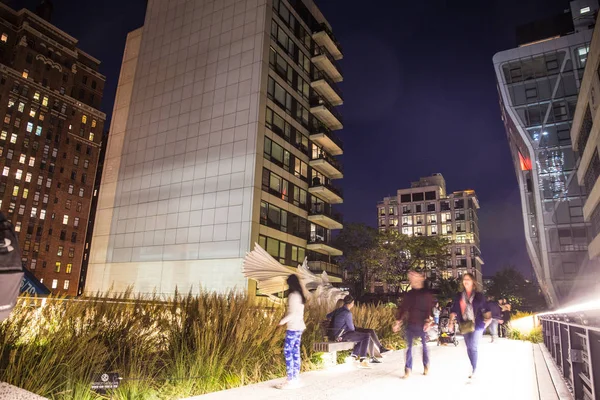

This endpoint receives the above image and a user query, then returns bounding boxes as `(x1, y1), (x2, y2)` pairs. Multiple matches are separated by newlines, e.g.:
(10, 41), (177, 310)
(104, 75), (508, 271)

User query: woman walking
(449, 273), (490, 379)
(277, 274), (306, 389)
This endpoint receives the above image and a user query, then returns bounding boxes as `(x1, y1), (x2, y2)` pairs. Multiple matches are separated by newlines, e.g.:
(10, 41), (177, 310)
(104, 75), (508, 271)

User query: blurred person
(500, 300), (512, 338)
(432, 301), (441, 325)
(328, 295), (376, 368)
(393, 270), (434, 378)
(449, 273), (491, 379)
(486, 296), (503, 343)
(277, 274), (306, 390)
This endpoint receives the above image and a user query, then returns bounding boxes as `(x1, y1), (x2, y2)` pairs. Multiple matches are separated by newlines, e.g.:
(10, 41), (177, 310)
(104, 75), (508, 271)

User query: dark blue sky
(13, 0), (574, 277)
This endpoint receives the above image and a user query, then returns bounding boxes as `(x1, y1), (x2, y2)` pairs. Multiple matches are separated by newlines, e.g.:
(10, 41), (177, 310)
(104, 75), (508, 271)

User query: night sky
(11, 0), (577, 277)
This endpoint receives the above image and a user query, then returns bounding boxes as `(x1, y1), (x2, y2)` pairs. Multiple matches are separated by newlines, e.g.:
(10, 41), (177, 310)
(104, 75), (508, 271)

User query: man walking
(486, 296), (503, 342)
(393, 270), (434, 378)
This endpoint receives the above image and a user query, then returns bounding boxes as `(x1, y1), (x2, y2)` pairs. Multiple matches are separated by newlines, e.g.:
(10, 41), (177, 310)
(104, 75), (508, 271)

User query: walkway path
(187, 338), (567, 400)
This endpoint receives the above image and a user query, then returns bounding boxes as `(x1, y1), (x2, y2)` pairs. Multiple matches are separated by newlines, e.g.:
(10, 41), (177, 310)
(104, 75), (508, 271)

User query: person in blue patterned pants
(277, 274), (306, 390)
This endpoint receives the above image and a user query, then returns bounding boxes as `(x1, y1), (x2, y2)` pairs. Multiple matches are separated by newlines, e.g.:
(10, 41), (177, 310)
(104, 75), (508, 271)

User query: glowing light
(542, 131), (548, 136)
(537, 298), (600, 317)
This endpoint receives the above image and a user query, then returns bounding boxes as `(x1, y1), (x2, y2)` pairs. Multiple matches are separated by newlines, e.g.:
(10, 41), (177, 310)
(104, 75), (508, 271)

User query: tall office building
(0, 1), (106, 295)
(569, 11), (600, 293)
(87, 0), (344, 295)
(377, 174), (484, 284)
(493, 0), (600, 307)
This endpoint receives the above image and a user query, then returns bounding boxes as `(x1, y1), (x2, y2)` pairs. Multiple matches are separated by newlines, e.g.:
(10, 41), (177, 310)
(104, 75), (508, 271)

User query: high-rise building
(87, 0), (344, 295)
(0, 1), (106, 295)
(377, 174), (483, 284)
(493, 0), (600, 307)
(569, 11), (600, 293)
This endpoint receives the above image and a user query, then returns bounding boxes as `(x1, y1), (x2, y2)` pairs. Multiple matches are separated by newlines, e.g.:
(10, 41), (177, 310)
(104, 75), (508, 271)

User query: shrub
(0, 292), (404, 399)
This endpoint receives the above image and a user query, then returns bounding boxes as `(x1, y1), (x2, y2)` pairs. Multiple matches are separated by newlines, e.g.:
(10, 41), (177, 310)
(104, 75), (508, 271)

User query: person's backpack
(0, 212), (23, 321)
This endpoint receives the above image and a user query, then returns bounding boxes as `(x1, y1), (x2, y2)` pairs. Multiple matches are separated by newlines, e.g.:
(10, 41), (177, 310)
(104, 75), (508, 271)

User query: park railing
(539, 312), (600, 400)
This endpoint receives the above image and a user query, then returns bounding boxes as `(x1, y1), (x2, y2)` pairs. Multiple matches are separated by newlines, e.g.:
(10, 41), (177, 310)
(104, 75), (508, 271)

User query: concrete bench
(313, 321), (356, 367)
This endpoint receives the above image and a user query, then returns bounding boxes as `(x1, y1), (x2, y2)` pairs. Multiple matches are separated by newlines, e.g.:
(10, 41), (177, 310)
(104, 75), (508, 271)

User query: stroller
(437, 315), (458, 346)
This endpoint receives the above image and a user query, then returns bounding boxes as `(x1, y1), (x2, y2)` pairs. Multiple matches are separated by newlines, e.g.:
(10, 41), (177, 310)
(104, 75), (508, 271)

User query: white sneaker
(468, 370), (476, 379)
(276, 380), (301, 390)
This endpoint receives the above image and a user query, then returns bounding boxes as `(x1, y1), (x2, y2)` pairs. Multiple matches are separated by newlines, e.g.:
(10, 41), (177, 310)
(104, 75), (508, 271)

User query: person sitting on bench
(327, 295), (387, 367)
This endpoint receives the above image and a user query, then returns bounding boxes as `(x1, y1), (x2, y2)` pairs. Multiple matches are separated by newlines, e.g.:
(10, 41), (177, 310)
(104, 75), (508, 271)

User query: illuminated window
(78, 188), (84, 197)
(73, 156), (79, 165)
(39, 113), (44, 121)
(33, 92), (40, 101)
(19, 154), (25, 164)
(22, 70), (28, 79)
(35, 126), (42, 136)
(91, 119), (97, 128)
(45, 178), (51, 188)
(8, 99), (14, 108)
(14, 222), (21, 232)
(18, 205), (24, 215)
(51, 279), (58, 289)
(74, 217), (79, 227)
(26, 122), (33, 132)
(1, 33), (7, 42)
(40, 209), (46, 220)
(15, 169), (22, 180)
(12, 185), (19, 196)
(29, 157), (35, 167)
(31, 259), (37, 270)
(4, 114), (10, 124)
(88, 132), (94, 141)
(30, 207), (37, 218)
(57, 246), (63, 256)
(68, 184), (73, 194)
(42, 96), (48, 107)
(63, 280), (70, 290)
(22, 188), (28, 199)
(0, 131), (6, 140)
(66, 263), (72, 273)
(10, 134), (16, 144)
(83, 160), (89, 169)
(62, 215), (68, 225)
(2, 166), (9, 176)
(82, 115), (87, 124)
(29, 108), (36, 117)
(25, 173), (32, 182)
(18, 102), (24, 112)
(581, 6), (591, 13)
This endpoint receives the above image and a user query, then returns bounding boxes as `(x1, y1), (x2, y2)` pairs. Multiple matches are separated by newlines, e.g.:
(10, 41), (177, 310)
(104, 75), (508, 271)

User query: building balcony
(310, 121), (343, 156)
(310, 95), (343, 131)
(307, 261), (343, 279)
(311, 46), (342, 83)
(309, 178), (343, 204)
(311, 69), (343, 106)
(310, 151), (343, 179)
(307, 236), (343, 256)
(312, 23), (343, 61)
(309, 203), (343, 230)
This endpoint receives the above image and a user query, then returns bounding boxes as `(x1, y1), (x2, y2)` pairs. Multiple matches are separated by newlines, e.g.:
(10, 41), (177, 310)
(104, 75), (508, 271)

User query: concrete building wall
(88, 0), (269, 295)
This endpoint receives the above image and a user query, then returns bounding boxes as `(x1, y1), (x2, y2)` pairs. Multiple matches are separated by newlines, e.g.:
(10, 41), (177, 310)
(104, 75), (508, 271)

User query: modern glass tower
(87, 0), (344, 295)
(493, 0), (600, 307)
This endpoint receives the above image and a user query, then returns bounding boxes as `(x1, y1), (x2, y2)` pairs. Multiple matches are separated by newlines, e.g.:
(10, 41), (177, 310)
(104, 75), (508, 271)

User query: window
(91, 119), (97, 128)
(412, 193), (424, 202)
(89, 132), (94, 141)
(581, 6), (591, 13)
(51, 279), (58, 289)
(74, 217), (79, 227)
(70, 232), (77, 243)
(43, 194), (48, 204)
(10, 133), (16, 144)
(0, 33), (7, 42)
(0, 131), (6, 140)
(259, 234), (287, 264)
(68, 248), (74, 259)
(7, 149), (13, 159)
(42, 96), (48, 107)
(76, 202), (82, 212)
(63, 215), (69, 225)
(46, 178), (52, 188)
(26, 122), (33, 132)
(78, 188), (84, 197)
(33, 92), (40, 101)
(35, 126), (42, 136)
(14, 222), (21, 232)
(400, 194), (412, 203)
(2, 166), (8, 176)
(68, 184), (73, 194)
(425, 191), (436, 200)
(83, 159), (89, 169)
(82, 115), (87, 124)
(73, 156), (79, 165)
(70, 171), (76, 180)
(22, 70), (28, 79)
(60, 230), (66, 240)
(22, 188), (28, 199)
(3, 115), (10, 125)
(29, 108), (36, 118)
(63, 280), (70, 290)
(12, 185), (19, 197)
(29, 157), (35, 167)
(57, 246), (63, 256)
(25, 173), (32, 183)
(31, 259), (37, 270)
(40, 209), (46, 220)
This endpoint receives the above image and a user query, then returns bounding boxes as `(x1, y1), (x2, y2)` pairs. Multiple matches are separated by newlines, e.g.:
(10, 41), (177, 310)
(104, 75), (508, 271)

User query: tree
(333, 223), (379, 297)
(434, 277), (460, 305)
(487, 267), (547, 312)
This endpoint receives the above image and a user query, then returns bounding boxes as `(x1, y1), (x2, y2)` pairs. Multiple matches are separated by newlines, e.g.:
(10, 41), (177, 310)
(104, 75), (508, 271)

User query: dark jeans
(463, 328), (484, 372)
(356, 328), (383, 353)
(405, 324), (429, 370)
(342, 331), (371, 358)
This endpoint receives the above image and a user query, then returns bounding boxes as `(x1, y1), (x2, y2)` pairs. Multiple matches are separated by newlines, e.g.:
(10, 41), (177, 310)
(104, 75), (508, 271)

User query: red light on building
(519, 151), (532, 171)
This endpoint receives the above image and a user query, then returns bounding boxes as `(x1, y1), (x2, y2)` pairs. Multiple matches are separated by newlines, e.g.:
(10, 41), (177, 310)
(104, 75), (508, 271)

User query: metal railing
(311, 150), (343, 173)
(307, 260), (343, 277)
(312, 45), (343, 76)
(540, 313), (600, 399)
(312, 68), (343, 99)
(310, 120), (343, 150)
(309, 202), (343, 224)
(313, 23), (343, 54)
(309, 95), (343, 126)
(310, 177), (343, 198)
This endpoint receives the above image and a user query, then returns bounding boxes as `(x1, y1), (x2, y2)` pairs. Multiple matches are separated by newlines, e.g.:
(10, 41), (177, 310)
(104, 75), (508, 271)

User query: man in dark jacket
(486, 296), (503, 342)
(328, 295), (374, 368)
(393, 270), (434, 378)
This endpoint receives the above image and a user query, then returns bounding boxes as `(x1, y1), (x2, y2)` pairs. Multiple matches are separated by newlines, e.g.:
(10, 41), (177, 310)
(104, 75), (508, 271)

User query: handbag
(459, 320), (475, 334)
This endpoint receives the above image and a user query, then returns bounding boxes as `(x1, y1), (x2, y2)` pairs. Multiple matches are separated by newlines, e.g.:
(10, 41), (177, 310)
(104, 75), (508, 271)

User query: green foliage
(0, 292), (405, 399)
(487, 267), (547, 312)
(434, 277), (460, 305)
(508, 326), (543, 343)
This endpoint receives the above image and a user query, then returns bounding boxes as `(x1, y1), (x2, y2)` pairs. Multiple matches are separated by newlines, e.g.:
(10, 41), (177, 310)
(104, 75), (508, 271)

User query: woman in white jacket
(277, 274), (306, 389)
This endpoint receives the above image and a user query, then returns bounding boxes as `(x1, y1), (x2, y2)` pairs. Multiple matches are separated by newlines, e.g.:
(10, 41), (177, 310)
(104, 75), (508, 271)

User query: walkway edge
(537, 343), (573, 400)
